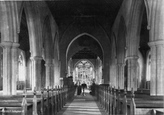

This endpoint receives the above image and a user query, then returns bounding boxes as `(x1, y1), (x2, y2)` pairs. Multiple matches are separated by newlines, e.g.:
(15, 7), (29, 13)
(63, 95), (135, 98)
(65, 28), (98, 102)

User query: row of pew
(0, 85), (76, 115)
(95, 84), (164, 115)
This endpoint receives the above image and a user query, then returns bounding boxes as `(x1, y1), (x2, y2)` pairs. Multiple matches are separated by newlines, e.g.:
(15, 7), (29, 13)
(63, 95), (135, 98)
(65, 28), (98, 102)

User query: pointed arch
(66, 33), (104, 64)
(74, 59), (95, 70)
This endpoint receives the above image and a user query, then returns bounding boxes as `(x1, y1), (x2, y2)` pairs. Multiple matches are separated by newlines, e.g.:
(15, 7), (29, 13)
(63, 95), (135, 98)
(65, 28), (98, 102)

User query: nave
(57, 89), (107, 115)
(0, 0), (164, 115)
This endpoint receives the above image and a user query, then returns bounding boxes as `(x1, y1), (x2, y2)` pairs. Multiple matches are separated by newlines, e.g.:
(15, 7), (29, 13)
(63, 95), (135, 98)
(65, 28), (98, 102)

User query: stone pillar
(149, 45), (156, 95)
(70, 59), (73, 77)
(45, 60), (53, 88)
(31, 56), (42, 91)
(54, 61), (59, 86)
(0, 42), (12, 95)
(50, 64), (54, 87)
(148, 41), (164, 95)
(127, 56), (138, 91)
(95, 66), (98, 84)
(156, 45), (164, 95)
(96, 58), (100, 84)
(54, 61), (61, 86)
(45, 64), (50, 87)
(117, 63), (125, 89)
(11, 43), (20, 95)
(146, 0), (164, 95)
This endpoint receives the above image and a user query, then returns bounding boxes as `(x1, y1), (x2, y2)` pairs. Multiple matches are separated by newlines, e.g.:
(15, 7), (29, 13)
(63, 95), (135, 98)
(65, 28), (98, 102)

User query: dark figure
(90, 82), (96, 96)
(81, 82), (87, 96)
(77, 82), (81, 95)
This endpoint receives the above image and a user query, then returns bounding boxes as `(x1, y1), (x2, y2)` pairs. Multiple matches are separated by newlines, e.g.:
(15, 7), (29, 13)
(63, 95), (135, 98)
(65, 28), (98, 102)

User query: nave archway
(66, 33), (103, 86)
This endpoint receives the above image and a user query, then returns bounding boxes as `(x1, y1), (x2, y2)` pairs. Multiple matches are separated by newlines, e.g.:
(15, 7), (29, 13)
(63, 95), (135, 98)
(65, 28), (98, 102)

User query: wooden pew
(118, 89), (164, 115)
(95, 85), (164, 115)
(153, 110), (164, 115)
(0, 87), (58, 115)
(0, 85), (76, 115)
(0, 90), (32, 115)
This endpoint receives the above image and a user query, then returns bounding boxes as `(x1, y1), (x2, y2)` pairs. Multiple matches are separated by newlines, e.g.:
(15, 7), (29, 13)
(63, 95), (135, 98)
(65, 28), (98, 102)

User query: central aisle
(57, 89), (107, 115)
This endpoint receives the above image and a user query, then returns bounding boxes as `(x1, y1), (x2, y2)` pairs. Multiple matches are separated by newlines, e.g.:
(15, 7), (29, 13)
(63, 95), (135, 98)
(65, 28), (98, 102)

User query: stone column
(50, 64), (54, 87)
(11, 42), (20, 95)
(54, 61), (58, 86)
(146, 0), (164, 95)
(148, 41), (164, 95)
(117, 63), (125, 89)
(45, 60), (53, 88)
(54, 61), (61, 86)
(127, 56), (138, 91)
(95, 66), (98, 84)
(156, 45), (164, 95)
(0, 42), (12, 95)
(31, 56), (42, 91)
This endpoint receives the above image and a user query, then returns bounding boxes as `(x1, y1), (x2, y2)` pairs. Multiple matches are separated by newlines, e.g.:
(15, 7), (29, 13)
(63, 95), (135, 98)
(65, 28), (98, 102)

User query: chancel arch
(66, 33), (103, 85)
(66, 33), (104, 63)
(59, 19), (111, 84)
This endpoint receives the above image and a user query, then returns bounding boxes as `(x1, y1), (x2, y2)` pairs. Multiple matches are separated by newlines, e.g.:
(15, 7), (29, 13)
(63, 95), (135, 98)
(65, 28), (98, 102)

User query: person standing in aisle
(81, 82), (87, 96)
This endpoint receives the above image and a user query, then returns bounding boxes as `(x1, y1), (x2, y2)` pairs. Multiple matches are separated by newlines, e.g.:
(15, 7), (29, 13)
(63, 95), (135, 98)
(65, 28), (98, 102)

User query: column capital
(30, 56), (42, 61)
(125, 55), (138, 60)
(117, 63), (126, 67)
(45, 59), (53, 63)
(45, 63), (54, 67)
(148, 40), (164, 47)
(12, 42), (20, 48)
(0, 41), (12, 48)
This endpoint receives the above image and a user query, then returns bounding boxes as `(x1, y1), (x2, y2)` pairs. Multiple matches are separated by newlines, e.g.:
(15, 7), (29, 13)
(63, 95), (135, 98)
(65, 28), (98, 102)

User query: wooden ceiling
(46, 0), (123, 25)
(46, 0), (123, 60)
(18, 0), (124, 60)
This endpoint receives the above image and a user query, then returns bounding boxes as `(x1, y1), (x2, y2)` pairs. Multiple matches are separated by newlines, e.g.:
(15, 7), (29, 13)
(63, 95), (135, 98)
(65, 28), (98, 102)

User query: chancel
(0, 0), (164, 115)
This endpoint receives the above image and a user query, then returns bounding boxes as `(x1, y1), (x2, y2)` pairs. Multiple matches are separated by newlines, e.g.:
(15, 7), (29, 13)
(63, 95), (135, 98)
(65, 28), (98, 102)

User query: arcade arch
(66, 33), (104, 85)
(66, 33), (104, 63)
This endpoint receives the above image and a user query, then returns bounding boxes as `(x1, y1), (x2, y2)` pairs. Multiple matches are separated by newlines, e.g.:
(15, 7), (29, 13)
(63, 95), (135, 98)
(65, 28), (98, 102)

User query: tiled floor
(57, 89), (107, 115)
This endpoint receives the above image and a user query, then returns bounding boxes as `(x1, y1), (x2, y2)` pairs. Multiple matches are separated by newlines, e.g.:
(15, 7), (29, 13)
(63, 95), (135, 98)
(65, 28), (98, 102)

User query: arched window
(18, 54), (25, 81)
(75, 60), (94, 86)
(17, 51), (26, 90)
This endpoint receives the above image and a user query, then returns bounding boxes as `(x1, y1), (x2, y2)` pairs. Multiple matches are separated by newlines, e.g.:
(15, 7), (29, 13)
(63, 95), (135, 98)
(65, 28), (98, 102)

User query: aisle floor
(57, 89), (107, 115)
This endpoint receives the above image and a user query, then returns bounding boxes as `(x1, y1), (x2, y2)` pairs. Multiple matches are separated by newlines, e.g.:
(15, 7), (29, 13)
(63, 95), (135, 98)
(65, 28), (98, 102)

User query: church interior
(0, 0), (164, 115)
